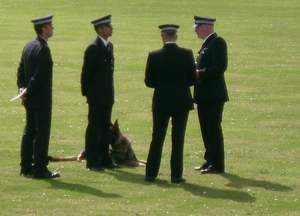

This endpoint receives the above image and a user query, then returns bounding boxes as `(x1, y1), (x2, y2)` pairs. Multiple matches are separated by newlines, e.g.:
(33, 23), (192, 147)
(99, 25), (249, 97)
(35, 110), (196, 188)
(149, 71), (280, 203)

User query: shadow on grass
(106, 169), (256, 203)
(182, 182), (255, 203)
(44, 179), (121, 198)
(221, 173), (292, 192)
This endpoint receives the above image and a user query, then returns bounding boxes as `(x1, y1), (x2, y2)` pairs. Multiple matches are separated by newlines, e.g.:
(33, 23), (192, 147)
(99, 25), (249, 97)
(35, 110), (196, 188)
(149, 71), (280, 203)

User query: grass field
(0, 0), (300, 215)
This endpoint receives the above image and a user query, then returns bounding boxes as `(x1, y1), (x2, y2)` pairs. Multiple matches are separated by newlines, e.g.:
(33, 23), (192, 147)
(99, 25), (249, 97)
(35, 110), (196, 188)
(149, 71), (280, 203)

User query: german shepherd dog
(48, 120), (146, 167)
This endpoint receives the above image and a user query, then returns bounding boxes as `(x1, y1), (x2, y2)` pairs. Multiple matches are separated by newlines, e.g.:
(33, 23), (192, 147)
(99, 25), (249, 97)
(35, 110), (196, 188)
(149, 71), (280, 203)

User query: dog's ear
(113, 119), (119, 128)
(113, 119), (120, 134)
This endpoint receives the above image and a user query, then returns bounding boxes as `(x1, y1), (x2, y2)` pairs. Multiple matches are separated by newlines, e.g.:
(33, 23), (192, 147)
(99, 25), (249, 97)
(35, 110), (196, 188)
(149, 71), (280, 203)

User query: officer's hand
(19, 88), (27, 100)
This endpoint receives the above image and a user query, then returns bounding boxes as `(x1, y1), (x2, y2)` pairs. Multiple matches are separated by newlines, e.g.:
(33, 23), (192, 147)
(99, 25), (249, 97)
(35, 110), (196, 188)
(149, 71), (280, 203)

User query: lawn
(0, 0), (299, 215)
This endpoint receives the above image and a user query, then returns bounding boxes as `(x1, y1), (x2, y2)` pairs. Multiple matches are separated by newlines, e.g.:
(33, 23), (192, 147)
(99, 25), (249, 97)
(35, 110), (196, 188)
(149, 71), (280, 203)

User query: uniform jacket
(17, 37), (53, 108)
(145, 43), (196, 113)
(81, 37), (114, 105)
(194, 33), (229, 104)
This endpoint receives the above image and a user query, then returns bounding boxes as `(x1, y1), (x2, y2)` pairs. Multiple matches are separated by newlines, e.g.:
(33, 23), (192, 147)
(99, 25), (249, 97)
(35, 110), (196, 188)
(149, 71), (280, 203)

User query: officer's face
(103, 25), (113, 38)
(195, 25), (205, 39)
(97, 24), (113, 39)
(195, 24), (214, 40)
(44, 23), (54, 38)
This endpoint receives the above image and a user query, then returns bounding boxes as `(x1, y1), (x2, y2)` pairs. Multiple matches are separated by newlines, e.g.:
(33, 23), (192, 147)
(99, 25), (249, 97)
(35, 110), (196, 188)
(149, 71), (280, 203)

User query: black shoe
(200, 165), (224, 174)
(87, 166), (105, 171)
(194, 162), (209, 171)
(33, 169), (60, 179)
(145, 176), (156, 182)
(171, 177), (186, 184)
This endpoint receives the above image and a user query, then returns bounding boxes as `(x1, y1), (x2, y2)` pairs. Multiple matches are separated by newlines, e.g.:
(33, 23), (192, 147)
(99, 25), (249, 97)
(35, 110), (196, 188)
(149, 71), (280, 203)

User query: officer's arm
(26, 47), (50, 96)
(81, 45), (97, 96)
(198, 38), (228, 79)
(17, 53), (26, 89)
(144, 53), (156, 88)
(186, 50), (197, 86)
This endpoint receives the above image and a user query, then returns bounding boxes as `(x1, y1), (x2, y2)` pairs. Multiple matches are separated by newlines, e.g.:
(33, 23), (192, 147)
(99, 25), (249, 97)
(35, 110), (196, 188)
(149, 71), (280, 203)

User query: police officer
(17, 15), (60, 178)
(193, 16), (229, 174)
(81, 15), (118, 171)
(145, 24), (196, 183)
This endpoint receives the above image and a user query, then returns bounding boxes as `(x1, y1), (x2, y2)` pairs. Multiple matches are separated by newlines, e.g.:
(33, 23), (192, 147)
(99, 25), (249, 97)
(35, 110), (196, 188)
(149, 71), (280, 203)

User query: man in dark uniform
(145, 24), (196, 183)
(17, 15), (60, 178)
(81, 15), (117, 171)
(193, 16), (229, 174)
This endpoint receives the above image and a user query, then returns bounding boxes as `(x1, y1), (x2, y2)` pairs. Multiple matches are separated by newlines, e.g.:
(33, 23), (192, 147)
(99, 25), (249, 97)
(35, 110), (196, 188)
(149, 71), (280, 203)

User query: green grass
(0, 0), (300, 215)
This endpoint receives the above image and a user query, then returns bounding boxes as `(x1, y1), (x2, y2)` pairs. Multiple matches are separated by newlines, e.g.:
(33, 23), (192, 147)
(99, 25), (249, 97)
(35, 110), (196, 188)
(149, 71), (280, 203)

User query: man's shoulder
(148, 46), (193, 59)
(24, 38), (40, 48)
(178, 46), (193, 54)
(86, 37), (109, 52)
(22, 38), (46, 56)
(148, 48), (163, 56)
(213, 35), (227, 45)
(151, 47), (163, 54)
(85, 40), (99, 53)
(87, 38), (98, 47)
(209, 36), (227, 52)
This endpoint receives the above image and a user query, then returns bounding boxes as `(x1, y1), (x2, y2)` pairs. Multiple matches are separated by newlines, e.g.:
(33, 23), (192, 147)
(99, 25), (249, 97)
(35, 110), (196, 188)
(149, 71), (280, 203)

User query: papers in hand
(10, 88), (27, 102)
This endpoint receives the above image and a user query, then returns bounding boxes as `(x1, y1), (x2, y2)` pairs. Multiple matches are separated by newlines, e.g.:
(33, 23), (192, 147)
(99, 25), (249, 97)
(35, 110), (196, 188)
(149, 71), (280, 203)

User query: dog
(48, 120), (146, 167)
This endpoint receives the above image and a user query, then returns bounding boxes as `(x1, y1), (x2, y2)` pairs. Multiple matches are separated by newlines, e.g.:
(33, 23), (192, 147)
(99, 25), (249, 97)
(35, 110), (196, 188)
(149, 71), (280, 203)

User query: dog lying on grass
(48, 120), (146, 167)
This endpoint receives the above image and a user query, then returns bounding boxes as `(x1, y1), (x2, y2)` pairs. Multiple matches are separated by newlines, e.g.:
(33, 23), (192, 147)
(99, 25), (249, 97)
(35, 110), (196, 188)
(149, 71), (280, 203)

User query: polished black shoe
(171, 177), (186, 184)
(145, 176), (156, 182)
(194, 162), (209, 171)
(200, 165), (224, 174)
(33, 169), (60, 179)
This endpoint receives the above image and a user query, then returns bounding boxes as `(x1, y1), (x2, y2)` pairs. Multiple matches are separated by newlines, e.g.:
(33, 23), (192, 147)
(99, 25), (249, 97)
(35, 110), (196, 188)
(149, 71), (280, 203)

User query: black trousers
(85, 102), (112, 167)
(146, 110), (189, 179)
(197, 102), (225, 171)
(20, 106), (51, 171)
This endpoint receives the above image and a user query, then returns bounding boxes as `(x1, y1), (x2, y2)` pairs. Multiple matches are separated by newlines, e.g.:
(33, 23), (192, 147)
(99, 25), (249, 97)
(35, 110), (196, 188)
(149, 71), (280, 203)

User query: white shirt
(98, 35), (108, 47)
(165, 41), (176, 44)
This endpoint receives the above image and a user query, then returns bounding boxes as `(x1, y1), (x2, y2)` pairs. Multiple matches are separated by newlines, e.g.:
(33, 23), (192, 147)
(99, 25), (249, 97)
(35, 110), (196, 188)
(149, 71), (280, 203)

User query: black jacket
(145, 43), (196, 113)
(81, 37), (114, 105)
(194, 33), (229, 104)
(17, 37), (53, 108)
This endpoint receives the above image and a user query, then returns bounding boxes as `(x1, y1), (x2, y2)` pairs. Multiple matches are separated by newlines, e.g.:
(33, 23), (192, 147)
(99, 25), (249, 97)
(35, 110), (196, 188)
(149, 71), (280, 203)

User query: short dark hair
(162, 30), (177, 38)
(94, 26), (100, 32)
(34, 23), (52, 35)
(34, 24), (44, 35)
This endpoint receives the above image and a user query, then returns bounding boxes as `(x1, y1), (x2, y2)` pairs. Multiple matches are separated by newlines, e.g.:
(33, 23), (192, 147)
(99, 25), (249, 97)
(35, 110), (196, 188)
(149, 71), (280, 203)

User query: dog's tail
(48, 155), (78, 162)
(48, 150), (86, 162)
(120, 160), (147, 167)
(137, 160), (147, 166)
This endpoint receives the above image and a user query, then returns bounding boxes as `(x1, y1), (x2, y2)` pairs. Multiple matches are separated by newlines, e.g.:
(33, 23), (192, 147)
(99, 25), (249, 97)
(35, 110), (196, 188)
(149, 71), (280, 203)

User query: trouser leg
(98, 104), (113, 165)
(85, 104), (100, 167)
(85, 103), (113, 167)
(20, 108), (35, 170)
(33, 108), (51, 171)
(197, 105), (210, 162)
(170, 111), (189, 179)
(210, 103), (225, 170)
(197, 103), (225, 170)
(145, 111), (169, 178)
